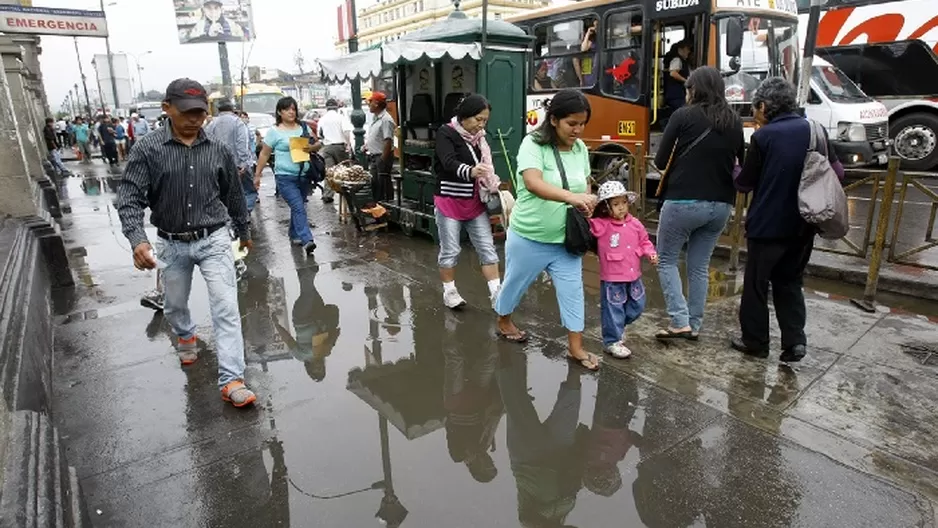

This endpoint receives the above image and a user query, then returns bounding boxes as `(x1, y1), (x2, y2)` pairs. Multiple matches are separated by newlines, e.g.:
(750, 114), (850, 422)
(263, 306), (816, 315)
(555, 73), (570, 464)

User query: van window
(602, 10), (643, 102)
(532, 16), (599, 91)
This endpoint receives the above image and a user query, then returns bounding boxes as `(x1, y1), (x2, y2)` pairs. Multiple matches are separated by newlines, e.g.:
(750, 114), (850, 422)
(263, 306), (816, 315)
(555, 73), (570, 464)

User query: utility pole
(798, 0), (827, 106)
(99, 0), (121, 111)
(347, 0), (365, 162)
(218, 42), (232, 99)
(73, 38), (93, 119)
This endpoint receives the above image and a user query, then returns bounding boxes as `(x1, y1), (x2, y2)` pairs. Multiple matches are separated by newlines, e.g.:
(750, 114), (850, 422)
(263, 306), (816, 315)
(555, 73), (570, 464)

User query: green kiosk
(319, 6), (531, 239)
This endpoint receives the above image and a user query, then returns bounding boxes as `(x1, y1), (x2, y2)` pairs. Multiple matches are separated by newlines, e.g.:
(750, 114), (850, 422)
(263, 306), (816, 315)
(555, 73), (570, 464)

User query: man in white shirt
(316, 99), (353, 204)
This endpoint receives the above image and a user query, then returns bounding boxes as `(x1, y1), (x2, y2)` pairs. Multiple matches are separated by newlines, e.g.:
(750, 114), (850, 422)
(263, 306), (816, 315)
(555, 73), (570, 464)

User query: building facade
(335, 0), (548, 54)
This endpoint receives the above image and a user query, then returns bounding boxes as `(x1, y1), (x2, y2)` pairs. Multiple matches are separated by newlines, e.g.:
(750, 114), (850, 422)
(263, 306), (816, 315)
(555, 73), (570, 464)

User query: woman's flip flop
(497, 330), (528, 344)
(655, 329), (699, 341)
(567, 352), (600, 371)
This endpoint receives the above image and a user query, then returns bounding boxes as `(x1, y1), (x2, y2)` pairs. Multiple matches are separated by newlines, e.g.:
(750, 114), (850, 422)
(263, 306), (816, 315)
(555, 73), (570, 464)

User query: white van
(725, 59), (888, 168)
(804, 58), (890, 168)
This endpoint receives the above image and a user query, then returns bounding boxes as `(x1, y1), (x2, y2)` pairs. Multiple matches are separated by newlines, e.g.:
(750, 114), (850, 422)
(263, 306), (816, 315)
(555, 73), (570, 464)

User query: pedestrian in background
(654, 66), (744, 342)
(43, 117), (70, 176)
(73, 116), (92, 163)
(317, 98), (352, 204)
(589, 181), (657, 359)
(731, 77), (844, 363)
(117, 78), (256, 408)
(364, 91), (395, 202)
(97, 115), (119, 166)
(114, 117), (127, 161)
(64, 120), (74, 148)
(493, 89), (600, 371)
(206, 99), (257, 213)
(433, 94), (502, 309)
(255, 96), (316, 255)
(130, 112), (150, 149)
(241, 111), (259, 203)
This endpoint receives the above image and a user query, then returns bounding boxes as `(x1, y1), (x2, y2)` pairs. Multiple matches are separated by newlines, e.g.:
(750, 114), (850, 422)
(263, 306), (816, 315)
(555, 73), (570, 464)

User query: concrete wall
(0, 27), (85, 528)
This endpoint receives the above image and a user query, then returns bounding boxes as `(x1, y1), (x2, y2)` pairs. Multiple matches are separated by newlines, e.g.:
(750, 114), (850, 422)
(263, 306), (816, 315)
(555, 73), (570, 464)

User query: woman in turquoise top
(255, 97), (317, 255)
(493, 89), (600, 370)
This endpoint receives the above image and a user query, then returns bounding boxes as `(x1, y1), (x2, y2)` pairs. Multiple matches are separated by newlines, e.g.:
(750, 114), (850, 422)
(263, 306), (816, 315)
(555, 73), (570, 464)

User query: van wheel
(890, 112), (938, 171)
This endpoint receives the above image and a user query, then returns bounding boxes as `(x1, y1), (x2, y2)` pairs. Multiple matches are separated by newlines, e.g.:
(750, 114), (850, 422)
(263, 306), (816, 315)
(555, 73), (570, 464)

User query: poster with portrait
(174, 0), (254, 44)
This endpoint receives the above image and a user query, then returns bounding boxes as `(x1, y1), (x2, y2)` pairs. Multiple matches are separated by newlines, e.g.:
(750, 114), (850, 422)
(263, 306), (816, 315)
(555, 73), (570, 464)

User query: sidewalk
(50, 160), (938, 526)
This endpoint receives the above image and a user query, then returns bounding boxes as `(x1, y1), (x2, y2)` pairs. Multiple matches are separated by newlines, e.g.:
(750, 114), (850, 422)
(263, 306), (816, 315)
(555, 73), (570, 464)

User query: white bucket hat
(597, 180), (638, 204)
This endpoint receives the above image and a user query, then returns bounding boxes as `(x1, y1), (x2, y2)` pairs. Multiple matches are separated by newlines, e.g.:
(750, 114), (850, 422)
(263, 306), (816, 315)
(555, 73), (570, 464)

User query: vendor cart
(319, 6), (531, 239)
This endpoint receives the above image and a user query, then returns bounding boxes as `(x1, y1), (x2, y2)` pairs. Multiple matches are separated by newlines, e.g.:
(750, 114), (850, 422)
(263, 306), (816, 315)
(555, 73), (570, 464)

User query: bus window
(532, 16), (599, 91)
(602, 10), (643, 102)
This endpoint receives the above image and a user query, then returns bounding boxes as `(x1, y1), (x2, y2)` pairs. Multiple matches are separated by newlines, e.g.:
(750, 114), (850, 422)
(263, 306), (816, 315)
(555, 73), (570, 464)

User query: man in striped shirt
(117, 78), (257, 408)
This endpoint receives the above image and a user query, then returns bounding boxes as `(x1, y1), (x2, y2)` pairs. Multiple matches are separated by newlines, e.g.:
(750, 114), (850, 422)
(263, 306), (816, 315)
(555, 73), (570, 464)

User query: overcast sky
(35, 0), (368, 111)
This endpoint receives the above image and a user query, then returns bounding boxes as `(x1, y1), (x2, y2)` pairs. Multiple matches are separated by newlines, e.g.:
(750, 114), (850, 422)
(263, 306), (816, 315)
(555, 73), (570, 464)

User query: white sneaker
(443, 288), (467, 309)
(604, 342), (632, 359)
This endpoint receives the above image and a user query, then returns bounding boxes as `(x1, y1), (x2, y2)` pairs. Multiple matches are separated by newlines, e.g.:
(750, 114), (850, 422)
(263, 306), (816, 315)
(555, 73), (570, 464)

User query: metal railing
(591, 149), (936, 305)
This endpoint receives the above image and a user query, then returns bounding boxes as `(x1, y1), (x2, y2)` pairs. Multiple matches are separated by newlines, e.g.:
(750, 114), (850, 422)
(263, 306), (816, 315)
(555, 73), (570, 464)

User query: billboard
(0, 5), (108, 38)
(174, 0), (254, 44)
(93, 54), (134, 110)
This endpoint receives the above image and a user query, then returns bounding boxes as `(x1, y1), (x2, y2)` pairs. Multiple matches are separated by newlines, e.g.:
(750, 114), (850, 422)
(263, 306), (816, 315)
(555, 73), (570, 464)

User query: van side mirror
(725, 18), (743, 57)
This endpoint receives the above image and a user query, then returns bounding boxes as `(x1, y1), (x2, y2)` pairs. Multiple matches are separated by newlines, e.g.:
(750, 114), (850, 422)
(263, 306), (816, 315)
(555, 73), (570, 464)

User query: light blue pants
(435, 209), (499, 268)
(495, 230), (584, 332)
(656, 200), (732, 332)
(155, 227), (246, 388)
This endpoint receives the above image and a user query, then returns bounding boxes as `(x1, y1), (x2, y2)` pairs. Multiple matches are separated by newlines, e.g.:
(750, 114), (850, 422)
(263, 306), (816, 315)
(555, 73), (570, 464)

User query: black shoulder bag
(299, 122), (326, 186)
(552, 146), (594, 256)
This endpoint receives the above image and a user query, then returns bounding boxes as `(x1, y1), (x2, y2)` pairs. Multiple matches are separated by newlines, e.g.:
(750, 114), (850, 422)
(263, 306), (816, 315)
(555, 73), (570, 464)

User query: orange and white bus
(507, 0), (801, 180)
(797, 0), (938, 170)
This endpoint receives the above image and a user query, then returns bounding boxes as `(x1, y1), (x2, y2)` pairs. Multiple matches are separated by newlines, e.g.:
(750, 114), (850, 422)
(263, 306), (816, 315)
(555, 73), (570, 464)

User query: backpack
(798, 120), (849, 240)
(299, 122), (326, 185)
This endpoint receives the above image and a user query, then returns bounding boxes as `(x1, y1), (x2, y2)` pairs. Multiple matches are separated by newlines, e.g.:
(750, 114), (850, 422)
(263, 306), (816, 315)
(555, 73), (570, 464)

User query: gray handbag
(798, 120), (849, 240)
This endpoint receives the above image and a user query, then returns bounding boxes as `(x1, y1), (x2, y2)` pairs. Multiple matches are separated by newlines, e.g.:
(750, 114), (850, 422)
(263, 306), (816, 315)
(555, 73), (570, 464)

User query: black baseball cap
(163, 78), (209, 112)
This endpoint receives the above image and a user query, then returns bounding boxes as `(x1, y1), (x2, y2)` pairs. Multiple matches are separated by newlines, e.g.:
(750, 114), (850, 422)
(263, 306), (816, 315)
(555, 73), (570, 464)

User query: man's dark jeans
(739, 232), (814, 351)
(101, 141), (119, 165)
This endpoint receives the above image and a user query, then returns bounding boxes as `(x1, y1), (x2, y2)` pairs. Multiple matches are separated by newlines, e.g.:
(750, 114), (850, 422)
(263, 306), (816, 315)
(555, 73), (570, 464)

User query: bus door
(647, 1), (708, 134)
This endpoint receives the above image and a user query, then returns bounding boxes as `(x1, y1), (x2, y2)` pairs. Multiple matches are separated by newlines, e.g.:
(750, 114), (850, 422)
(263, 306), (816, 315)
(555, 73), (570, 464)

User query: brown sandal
(567, 352), (600, 371)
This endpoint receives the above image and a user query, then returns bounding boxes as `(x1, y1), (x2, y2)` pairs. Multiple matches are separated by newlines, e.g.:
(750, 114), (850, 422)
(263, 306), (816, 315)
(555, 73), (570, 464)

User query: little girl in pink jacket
(589, 181), (658, 359)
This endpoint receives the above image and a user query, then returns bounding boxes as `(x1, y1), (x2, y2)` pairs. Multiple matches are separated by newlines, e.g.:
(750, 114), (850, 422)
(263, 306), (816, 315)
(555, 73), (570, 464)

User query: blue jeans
(656, 200), (732, 332)
(435, 209), (499, 268)
(495, 230), (584, 332)
(48, 150), (68, 173)
(600, 280), (646, 345)
(242, 169), (257, 213)
(275, 174), (313, 244)
(155, 227), (246, 388)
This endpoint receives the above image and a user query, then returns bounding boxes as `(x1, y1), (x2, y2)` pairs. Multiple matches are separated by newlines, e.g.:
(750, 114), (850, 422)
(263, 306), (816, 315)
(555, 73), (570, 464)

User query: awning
(381, 40), (481, 65)
(318, 41), (482, 84)
(318, 48), (382, 84)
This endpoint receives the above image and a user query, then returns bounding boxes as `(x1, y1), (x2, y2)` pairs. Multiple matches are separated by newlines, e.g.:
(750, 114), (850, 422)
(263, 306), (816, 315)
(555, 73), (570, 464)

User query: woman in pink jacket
(589, 181), (658, 359)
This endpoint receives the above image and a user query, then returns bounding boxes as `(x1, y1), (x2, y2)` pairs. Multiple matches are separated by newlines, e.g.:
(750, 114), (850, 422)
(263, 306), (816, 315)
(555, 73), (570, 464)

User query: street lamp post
(73, 41), (93, 119)
(120, 50), (152, 103)
(99, 0), (121, 112)
(347, 0), (366, 163)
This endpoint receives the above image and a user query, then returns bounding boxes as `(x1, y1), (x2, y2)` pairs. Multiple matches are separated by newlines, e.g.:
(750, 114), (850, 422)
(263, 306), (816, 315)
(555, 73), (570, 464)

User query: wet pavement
(52, 161), (938, 527)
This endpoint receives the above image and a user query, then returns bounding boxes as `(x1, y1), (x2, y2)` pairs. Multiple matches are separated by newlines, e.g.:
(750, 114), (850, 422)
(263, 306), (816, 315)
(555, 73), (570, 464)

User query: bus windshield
(719, 15), (800, 105)
(239, 93), (282, 115)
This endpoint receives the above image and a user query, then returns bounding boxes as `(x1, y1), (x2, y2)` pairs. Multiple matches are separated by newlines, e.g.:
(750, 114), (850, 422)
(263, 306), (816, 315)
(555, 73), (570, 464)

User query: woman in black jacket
(433, 94), (503, 310)
(654, 66), (745, 341)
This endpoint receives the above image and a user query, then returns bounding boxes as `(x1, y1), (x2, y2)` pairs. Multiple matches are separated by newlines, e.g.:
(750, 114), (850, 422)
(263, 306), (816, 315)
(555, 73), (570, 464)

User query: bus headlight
(837, 122), (866, 142)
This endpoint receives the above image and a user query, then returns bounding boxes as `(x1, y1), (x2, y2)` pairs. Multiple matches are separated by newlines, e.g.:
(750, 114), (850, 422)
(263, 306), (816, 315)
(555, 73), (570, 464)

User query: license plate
(617, 120), (636, 136)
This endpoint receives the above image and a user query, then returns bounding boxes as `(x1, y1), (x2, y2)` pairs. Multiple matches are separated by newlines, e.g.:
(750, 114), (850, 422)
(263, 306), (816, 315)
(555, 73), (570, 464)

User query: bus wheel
(891, 112), (938, 171)
(592, 151), (631, 186)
